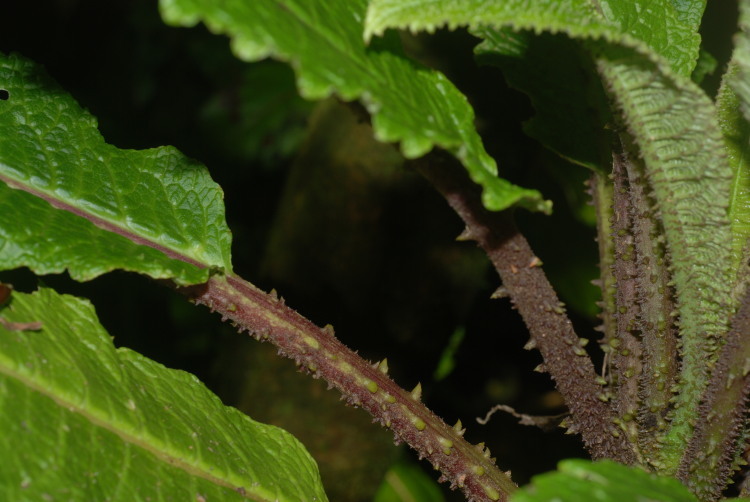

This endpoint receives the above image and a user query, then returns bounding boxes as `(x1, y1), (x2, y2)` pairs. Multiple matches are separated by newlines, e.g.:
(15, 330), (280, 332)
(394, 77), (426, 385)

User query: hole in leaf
(0, 90), (8, 100)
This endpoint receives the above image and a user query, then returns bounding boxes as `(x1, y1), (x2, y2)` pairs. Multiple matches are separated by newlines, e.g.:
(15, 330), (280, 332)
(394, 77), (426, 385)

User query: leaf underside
(0, 287), (327, 501)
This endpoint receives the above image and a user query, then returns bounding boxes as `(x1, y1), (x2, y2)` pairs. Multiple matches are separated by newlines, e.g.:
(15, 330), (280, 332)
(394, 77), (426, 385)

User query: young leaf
(158, 0), (550, 214)
(510, 459), (697, 502)
(0, 51), (232, 285)
(0, 287), (327, 501)
(595, 45), (734, 470)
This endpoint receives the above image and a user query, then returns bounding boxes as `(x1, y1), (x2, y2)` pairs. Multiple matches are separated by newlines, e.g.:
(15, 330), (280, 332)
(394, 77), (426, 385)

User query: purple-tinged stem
(590, 172), (617, 357)
(178, 274), (516, 502)
(620, 139), (678, 468)
(677, 287), (750, 501)
(609, 149), (643, 454)
(414, 154), (636, 464)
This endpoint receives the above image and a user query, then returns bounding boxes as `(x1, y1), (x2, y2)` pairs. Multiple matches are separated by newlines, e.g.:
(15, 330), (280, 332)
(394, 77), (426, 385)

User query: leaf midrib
(0, 358), (265, 501)
(0, 168), (206, 270)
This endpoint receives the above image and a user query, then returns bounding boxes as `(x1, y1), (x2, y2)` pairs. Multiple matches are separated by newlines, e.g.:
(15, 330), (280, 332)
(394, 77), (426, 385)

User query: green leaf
(374, 462), (446, 502)
(595, 0), (705, 77)
(366, 0), (705, 76)
(733, 0), (750, 123)
(158, 0), (550, 213)
(691, 47), (717, 84)
(719, 63), (750, 282)
(510, 459), (697, 502)
(0, 51), (232, 285)
(433, 326), (465, 381)
(0, 286), (327, 501)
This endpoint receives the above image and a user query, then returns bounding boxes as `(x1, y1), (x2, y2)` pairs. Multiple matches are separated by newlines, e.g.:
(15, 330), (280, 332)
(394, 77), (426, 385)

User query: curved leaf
(731, 0), (750, 123)
(0, 51), (232, 285)
(594, 44), (733, 470)
(510, 459), (696, 502)
(719, 63), (750, 283)
(595, 0), (705, 77)
(0, 286), (327, 501)
(158, 0), (550, 213)
(365, 0), (704, 76)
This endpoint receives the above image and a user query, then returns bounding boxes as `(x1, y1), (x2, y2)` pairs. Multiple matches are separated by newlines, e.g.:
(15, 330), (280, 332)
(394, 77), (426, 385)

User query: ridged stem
(414, 154), (636, 464)
(677, 286), (750, 500)
(608, 147), (644, 453)
(178, 274), (516, 502)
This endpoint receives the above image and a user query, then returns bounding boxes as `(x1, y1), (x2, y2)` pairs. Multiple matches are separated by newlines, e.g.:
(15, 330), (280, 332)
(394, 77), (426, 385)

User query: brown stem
(413, 153), (636, 464)
(177, 274), (516, 502)
(619, 138), (679, 467)
(677, 286), (750, 501)
(609, 148), (644, 455)
(590, 172), (617, 356)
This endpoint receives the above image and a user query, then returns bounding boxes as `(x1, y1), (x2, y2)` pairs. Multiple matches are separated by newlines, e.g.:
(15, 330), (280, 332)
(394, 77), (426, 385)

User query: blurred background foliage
(0, 1), (737, 500)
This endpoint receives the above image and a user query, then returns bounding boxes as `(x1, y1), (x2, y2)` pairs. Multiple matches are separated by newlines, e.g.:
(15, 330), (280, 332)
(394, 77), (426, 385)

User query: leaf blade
(0, 51), (233, 284)
(510, 459), (697, 502)
(0, 287), (327, 501)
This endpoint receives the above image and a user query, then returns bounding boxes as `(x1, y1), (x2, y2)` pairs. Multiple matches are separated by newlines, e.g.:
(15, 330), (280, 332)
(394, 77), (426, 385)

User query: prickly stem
(619, 136), (679, 464)
(177, 274), (516, 502)
(677, 286), (750, 500)
(414, 155), (635, 464)
(608, 146), (643, 458)
(590, 172), (618, 356)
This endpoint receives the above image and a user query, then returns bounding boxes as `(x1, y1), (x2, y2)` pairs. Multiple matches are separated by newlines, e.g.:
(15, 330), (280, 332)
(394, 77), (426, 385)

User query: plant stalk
(178, 274), (516, 502)
(413, 153), (636, 464)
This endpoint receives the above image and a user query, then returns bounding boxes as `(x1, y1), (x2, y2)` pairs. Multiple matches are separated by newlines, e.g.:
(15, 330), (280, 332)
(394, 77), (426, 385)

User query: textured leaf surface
(0, 287), (326, 501)
(0, 51), (232, 284)
(158, 0), (549, 213)
(732, 0), (750, 124)
(510, 460), (696, 502)
(459, 0), (705, 170)
(366, 0), (704, 76)
(595, 0), (705, 77)
(719, 64), (750, 279)
(595, 45), (733, 470)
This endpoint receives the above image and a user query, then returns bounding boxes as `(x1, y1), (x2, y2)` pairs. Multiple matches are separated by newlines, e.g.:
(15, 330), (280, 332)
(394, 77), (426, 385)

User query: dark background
(0, 1), (738, 500)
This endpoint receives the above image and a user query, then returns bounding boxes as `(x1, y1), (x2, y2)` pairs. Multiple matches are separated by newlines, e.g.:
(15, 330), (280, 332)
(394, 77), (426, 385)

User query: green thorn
(411, 382), (422, 401)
